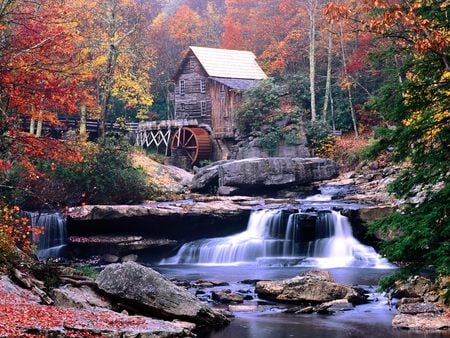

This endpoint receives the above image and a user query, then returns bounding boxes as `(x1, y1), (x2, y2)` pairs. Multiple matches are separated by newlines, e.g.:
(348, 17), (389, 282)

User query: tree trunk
(36, 111), (43, 138)
(330, 86), (336, 132)
(29, 118), (35, 134)
(308, 0), (317, 122)
(322, 22), (334, 122)
(339, 23), (358, 137)
(99, 43), (118, 138)
(79, 105), (87, 139)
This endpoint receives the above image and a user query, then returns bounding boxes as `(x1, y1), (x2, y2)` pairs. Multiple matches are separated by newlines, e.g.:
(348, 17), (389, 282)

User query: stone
(101, 254), (119, 263)
(295, 306), (314, 314)
(192, 158), (339, 194)
(228, 304), (258, 313)
(315, 299), (354, 313)
(255, 270), (367, 305)
(52, 285), (111, 309)
(232, 137), (310, 160)
(392, 276), (433, 299)
(392, 313), (450, 331)
(217, 186), (240, 196)
(397, 302), (444, 315)
(96, 262), (229, 326)
(121, 254), (138, 262)
(192, 279), (229, 288)
(397, 297), (424, 307)
(211, 290), (244, 304)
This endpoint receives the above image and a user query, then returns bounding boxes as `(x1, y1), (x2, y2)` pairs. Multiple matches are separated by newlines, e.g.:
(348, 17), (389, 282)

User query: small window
(200, 80), (206, 93)
(180, 80), (185, 96)
(180, 103), (185, 111)
(200, 101), (207, 116)
(220, 84), (225, 98)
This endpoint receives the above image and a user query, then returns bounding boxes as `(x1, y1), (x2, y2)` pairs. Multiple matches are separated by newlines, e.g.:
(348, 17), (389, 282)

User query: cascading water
(26, 212), (67, 259)
(161, 209), (392, 268)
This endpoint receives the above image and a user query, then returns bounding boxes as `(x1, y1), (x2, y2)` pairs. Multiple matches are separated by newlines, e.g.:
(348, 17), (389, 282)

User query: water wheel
(171, 127), (212, 164)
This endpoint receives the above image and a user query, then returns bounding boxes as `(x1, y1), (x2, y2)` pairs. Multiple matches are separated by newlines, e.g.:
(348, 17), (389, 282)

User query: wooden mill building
(136, 46), (267, 166)
(172, 46), (267, 138)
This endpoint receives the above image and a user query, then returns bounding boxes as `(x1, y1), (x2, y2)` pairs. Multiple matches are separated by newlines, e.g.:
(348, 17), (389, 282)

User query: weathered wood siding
(174, 52), (211, 125)
(209, 80), (241, 138)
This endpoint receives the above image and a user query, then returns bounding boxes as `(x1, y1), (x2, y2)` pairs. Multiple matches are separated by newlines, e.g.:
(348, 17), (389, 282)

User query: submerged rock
(96, 262), (229, 327)
(255, 270), (367, 305)
(191, 157), (339, 195)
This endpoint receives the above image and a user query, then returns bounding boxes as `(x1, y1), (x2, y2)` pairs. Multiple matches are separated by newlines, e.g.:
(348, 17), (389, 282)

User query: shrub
(58, 133), (154, 205)
(0, 205), (43, 264)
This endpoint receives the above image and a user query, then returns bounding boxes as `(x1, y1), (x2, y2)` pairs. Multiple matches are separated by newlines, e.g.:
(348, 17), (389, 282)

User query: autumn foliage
(0, 205), (43, 263)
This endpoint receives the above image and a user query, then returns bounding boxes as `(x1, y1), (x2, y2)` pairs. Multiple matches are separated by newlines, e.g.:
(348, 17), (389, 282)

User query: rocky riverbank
(0, 262), (228, 337)
(390, 275), (450, 331)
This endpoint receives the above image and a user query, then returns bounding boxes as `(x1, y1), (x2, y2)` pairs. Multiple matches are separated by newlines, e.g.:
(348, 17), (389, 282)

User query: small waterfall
(162, 209), (392, 268)
(26, 212), (67, 259)
(305, 211), (391, 268)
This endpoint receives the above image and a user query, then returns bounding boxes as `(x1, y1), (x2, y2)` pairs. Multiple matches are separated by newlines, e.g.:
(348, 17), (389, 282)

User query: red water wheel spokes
(171, 127), (212, 164)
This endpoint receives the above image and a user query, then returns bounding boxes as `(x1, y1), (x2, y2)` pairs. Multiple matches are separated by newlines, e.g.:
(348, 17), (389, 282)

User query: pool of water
(154, 264), (448, 338)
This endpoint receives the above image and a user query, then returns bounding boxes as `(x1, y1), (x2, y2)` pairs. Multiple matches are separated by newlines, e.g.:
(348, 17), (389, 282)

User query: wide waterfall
(162, 209), (392, 268)
(26, 212), (67, 259)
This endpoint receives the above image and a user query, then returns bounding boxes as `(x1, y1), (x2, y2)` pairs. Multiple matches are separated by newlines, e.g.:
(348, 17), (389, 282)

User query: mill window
(180, 80), (185, 96)
(201, 101), (207, 116)
(200, 80), (206, 93)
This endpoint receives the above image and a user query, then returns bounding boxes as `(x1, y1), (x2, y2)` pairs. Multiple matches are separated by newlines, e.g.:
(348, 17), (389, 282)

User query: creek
(32, 187), (447, 337)
(154, 189), (445, 338)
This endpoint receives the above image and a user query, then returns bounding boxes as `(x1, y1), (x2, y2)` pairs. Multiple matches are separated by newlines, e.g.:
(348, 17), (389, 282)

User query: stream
(154, 188), (446, 338)
(33, 186), (448, 337)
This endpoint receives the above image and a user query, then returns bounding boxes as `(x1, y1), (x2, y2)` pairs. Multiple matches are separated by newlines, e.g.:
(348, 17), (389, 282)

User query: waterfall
(161, 209), (392, 268)
(26, 212), (67, 259)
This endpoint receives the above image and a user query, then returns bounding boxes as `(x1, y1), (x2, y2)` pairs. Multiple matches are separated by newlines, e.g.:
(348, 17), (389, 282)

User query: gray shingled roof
(190, 46), (267, 80)
(210, 77), (261, 90)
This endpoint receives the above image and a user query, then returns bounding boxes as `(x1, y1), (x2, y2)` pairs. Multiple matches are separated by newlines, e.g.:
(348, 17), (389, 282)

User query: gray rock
(392, 276), (433, 299)
(192, 158), (339, 194)
(96, 262), (229, 326)
(255, 270), (367, 305)
(217, 186), (240, 196)
(121, 254), (138, 263)
(101, 254), (120, 263)
(392, 313), (450, 330)
(211, 290), (244, 304)
(52, 285), (112, 309)
(398, 302), (444, 315)
(315, 299), (354, 313)
(232, 138), (310, 160)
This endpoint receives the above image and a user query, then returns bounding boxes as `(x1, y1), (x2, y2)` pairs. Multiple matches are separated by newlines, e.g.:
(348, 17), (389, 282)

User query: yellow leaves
(112, 67), (153, 119)
(339, 77), (355, 90)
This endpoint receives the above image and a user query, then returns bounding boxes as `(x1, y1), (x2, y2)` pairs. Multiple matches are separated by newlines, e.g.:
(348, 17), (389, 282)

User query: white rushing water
(161, 209), (393, 269)
(26, 212), (67, 259)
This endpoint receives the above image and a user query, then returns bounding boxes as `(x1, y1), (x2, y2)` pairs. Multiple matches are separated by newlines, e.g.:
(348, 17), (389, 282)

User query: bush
(0, 205), (42, 264)
(235, 78), (305, 154)
(58, 133), (154, 205)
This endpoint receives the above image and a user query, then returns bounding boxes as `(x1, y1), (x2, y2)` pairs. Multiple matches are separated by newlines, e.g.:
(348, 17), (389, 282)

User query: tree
(326, 0), (450, 277)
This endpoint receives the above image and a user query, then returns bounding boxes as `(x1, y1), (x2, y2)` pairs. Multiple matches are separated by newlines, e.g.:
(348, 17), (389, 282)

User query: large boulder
(96, 262), (229, 326)
(255, 270), (367, 304)
(192, 157), (339, 195)
(232, 138), (310, 160)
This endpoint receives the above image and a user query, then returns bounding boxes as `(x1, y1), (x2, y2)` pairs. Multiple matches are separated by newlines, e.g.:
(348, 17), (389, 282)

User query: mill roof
(189, 46), (267, 80)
